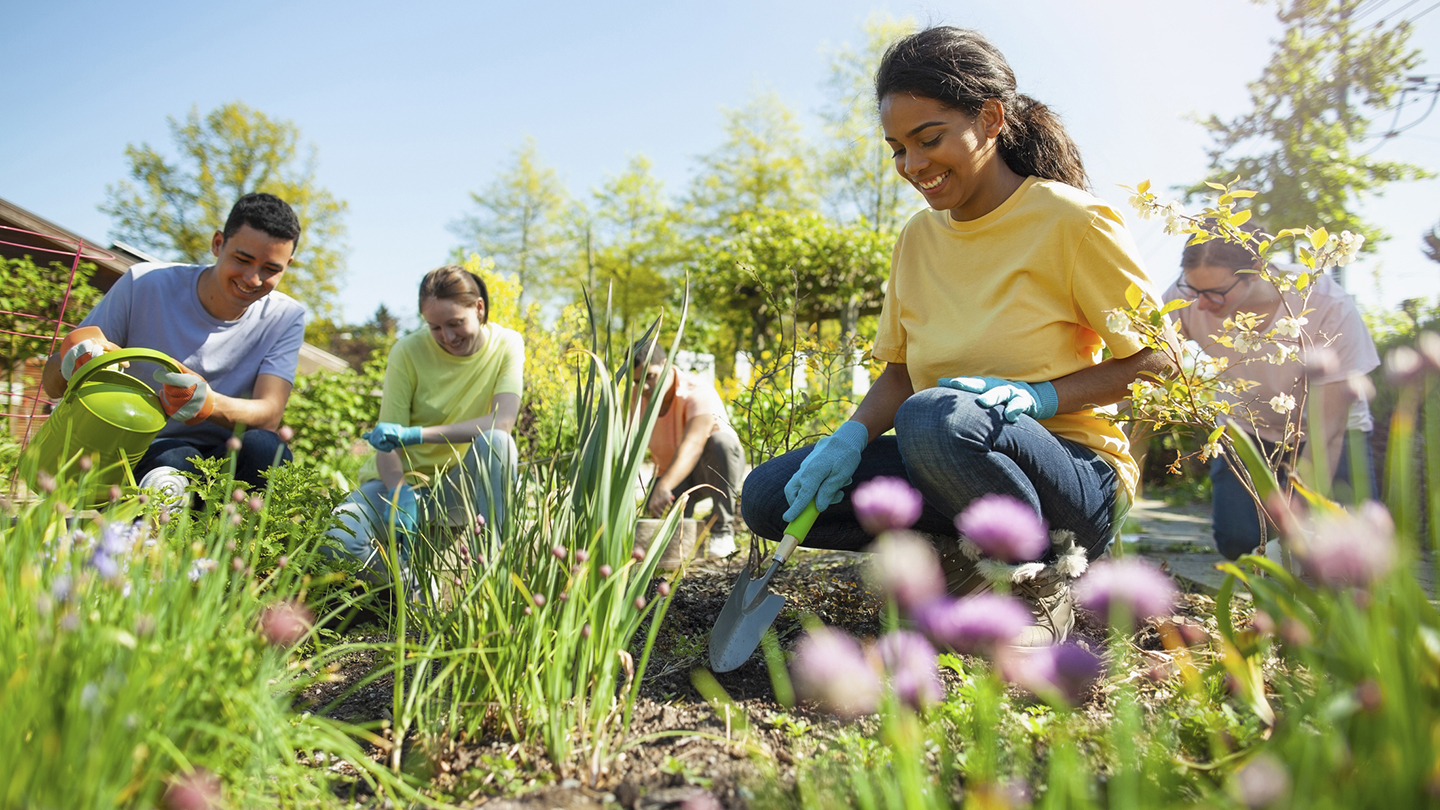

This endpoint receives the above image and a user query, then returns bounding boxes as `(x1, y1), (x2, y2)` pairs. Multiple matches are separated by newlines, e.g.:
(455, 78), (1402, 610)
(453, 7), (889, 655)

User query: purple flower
(913, 593), (1032, 655)
(1294, 501), (1396, 589)
(852, 476), (923, 535)
(999, 643), (1103, 706)
(874, 630), (944, 709)
(790, 627), (881, 718)
(1074, 558), (1178, 626)
(865, 531), (946, 614)
(99, 521), (139, 556)
(955, 495), (1047, 563)
(1233, 753), (1290, 809)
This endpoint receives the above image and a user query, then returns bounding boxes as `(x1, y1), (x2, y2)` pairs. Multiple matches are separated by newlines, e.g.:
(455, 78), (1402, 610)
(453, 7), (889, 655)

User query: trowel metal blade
(709, 565), (787, 673)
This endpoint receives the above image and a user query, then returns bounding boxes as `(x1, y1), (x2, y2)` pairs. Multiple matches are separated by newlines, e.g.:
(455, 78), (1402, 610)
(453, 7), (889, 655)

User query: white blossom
(1162, 202), (1187, 235)
(189, 558), (218, 582)
(1105, 310), (1135, 336)
(1269, 394), (1296, 414)
(1232, 332), (1263, 354)
(1273, 316), (1307, 339)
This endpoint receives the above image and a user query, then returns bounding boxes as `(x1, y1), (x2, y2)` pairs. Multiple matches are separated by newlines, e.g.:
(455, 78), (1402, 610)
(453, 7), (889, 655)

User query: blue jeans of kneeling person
(326, 430), (518, 569)
(741, 387), (1120, 559)
(1210, 429), (1376, 560)
(136, 429), (292, 489)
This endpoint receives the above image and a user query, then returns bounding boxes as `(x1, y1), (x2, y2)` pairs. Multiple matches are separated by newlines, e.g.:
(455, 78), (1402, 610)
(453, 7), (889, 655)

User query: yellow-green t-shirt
(359, 322), (525, 483)
(873, 177), (1158, 501)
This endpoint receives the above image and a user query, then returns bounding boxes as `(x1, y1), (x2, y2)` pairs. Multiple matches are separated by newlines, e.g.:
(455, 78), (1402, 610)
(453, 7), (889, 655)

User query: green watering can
(21, 348), (184, 507)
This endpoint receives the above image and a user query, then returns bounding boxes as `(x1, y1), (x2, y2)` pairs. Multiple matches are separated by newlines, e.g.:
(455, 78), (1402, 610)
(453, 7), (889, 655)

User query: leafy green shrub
(283, 348), (387, 489)
(0, 254), (104, 372)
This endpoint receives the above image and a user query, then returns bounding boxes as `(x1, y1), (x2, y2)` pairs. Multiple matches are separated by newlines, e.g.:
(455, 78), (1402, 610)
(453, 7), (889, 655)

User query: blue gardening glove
(366, 422), (424, 453)
(382, 483), (419, 538)
(782, 420), (869, 521)
(939, 376), (1059, 423)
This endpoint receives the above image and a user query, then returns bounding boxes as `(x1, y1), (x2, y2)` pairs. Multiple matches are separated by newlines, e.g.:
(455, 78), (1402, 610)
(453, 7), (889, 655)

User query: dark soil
(304, 546), (1220, 808)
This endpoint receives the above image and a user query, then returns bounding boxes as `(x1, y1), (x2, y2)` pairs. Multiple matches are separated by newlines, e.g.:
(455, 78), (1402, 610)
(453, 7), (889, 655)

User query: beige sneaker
(943, 529), (1089, 647)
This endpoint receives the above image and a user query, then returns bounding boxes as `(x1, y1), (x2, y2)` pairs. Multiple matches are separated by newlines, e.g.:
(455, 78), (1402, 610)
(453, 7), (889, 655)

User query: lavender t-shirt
(78, 262), (307, 444)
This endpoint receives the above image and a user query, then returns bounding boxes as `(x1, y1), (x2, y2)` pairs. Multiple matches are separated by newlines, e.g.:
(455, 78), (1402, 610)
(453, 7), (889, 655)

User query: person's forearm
(1050, 348), (1170, 414)
(419, 394), (521, 443)
(850, 363), (913, 442)
(205, 392), (284, 432)
(658, 424), (712, 493)
(1302, 381), (1356, 484)
(376, 449), (405, 491)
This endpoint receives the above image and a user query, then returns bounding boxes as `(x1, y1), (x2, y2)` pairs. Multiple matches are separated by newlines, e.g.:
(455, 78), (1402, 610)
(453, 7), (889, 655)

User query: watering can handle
(64, 348), (186, 402)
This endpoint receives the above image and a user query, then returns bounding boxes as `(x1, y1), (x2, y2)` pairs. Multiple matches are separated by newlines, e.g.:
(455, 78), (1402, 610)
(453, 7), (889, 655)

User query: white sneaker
(707, 531), (737, 559)
(138, 466), (191, 514)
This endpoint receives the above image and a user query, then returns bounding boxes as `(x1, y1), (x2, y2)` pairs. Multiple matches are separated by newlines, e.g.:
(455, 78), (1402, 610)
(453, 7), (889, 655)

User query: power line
(1409, 0), (1440, 20)
(1354, 0), (1395, 20)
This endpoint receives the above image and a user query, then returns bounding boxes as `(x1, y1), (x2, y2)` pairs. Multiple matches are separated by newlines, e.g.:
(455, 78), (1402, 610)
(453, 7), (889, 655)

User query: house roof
(0, 196), (138, 292)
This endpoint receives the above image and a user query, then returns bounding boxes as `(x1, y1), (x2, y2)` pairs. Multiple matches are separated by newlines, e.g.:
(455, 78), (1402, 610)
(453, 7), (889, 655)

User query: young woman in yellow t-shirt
(741, 27), (1171, 645)
(328, 265), (525, 575)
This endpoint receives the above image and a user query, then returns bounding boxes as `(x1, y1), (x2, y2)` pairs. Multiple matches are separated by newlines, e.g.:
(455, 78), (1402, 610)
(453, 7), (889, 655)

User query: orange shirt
(642, 369), (736, 476)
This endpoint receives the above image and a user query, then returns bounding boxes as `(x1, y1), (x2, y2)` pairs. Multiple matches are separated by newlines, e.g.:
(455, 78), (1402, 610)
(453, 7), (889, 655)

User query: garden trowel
(709, 501), (821, 672)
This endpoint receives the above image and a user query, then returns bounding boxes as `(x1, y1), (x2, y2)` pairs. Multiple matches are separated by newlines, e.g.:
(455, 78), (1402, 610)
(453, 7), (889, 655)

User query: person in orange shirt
(632, 339), (744, 558)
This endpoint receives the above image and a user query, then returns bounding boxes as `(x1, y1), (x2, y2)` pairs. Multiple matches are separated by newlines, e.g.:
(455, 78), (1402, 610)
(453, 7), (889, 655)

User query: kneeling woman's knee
(739, 451), (804, 541)
(894, 387), (990, 455)
(470, 430), (519, 474)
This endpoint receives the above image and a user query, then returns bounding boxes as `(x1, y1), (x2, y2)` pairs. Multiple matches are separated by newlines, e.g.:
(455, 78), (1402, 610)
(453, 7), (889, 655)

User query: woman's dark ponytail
(876, 27), (1089, 190)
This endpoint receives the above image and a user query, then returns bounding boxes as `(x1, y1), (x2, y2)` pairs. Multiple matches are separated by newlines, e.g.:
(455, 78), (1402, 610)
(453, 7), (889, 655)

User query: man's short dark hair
(630, 338), (667, 370)
(222, 192), (302, 246)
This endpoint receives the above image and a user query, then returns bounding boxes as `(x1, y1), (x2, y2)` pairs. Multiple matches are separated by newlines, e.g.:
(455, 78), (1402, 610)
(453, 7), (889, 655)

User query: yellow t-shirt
(359, 322), (525, 483)
(873, 177), (1158, 501)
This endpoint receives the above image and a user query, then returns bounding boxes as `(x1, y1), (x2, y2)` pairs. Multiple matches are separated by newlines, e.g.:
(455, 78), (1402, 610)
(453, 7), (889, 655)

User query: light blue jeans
(326, 430), (518, 568)
(741, 387), (1120, 560)
(1210, 429), (1374, 560)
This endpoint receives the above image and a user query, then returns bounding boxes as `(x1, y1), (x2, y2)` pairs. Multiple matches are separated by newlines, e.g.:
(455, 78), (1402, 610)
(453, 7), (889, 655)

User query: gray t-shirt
(78, 262), (307, 444)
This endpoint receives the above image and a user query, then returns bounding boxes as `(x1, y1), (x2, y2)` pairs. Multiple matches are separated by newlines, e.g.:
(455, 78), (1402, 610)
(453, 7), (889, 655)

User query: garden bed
(310, 548), (1224, 808)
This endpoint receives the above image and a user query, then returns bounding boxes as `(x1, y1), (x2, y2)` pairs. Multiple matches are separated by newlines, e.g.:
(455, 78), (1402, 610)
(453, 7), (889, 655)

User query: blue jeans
(326, 430), (518, 567)
(1210, 430), (1376, 560)
(741, 387), (1120, 559)
(135, 429), (292, 489)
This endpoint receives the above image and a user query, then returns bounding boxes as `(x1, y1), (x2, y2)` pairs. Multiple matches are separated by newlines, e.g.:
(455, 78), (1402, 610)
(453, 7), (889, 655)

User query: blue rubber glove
(782, 421), (869, 521)
(366, 422), (424, 453)
(939, 376), (1059, 423)
(382, 483), (419, 538)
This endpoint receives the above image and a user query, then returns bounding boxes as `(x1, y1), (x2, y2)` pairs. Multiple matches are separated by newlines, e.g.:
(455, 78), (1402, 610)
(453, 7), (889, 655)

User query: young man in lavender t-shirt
(42, 193), (307, 503)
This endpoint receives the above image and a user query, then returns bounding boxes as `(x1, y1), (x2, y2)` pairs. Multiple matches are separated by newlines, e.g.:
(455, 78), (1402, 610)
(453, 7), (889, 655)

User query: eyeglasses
(1176, 276), (1246, 306)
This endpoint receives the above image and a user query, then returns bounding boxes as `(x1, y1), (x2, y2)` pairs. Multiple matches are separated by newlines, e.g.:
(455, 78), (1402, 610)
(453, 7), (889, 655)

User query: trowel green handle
(770, 501), (819, 566)
(66, 348), (184, 401)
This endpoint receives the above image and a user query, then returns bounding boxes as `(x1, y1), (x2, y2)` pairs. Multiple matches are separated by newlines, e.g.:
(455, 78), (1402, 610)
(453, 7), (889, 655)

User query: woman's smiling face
(881, 93), (1007, 221)
(421, 296), (487, 356)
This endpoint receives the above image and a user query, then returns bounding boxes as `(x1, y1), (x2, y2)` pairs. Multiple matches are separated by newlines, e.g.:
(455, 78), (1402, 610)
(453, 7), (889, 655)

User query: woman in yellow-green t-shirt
(328, 265), (524, 573)
(741, 27), (1170, 646)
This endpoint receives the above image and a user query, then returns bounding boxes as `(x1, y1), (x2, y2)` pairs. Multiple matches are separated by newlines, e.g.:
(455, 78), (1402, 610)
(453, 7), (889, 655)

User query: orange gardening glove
(152, 363), (216, 425)
(58, 326), (122, 380)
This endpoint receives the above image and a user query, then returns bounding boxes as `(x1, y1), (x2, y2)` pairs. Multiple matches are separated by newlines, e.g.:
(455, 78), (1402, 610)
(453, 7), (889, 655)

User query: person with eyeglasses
(1163, 236), (1379, 560)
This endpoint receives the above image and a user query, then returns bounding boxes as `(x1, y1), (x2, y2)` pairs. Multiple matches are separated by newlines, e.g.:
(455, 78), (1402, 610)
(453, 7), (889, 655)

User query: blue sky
(3, 0), (1437, 327)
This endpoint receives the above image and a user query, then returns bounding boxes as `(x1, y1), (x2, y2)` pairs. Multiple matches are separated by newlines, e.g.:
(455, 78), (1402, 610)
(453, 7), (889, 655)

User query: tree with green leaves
(451, 138), (576, 309)
(1424, 218), (1440, 266)
(101, 102), (349, 320)
(819, 13), (917, 234)
(586, 155), (685, 328)
(686, 92), (817, 230)
(1189, 0), (1433, 259)
(690, 207), (890, 361)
